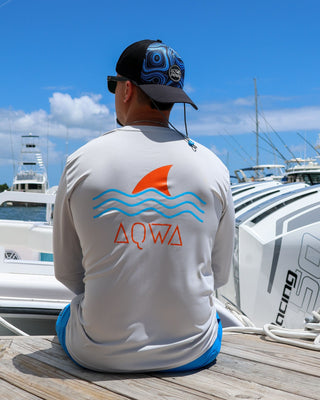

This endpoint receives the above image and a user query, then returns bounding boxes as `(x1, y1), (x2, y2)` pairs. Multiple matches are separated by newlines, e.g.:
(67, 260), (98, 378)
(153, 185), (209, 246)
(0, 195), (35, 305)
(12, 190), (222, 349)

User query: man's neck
(125, 119), (169, 127)
(124, 107), (171, 128)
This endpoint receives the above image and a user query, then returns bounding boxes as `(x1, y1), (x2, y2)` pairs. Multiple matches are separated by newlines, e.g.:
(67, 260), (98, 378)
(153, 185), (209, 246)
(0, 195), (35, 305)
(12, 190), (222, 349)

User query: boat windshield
(286, 172), (320, 185)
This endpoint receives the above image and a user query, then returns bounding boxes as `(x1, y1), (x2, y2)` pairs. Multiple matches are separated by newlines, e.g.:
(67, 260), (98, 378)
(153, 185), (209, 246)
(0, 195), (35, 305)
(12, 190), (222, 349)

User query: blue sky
(1, 0), (320, 186)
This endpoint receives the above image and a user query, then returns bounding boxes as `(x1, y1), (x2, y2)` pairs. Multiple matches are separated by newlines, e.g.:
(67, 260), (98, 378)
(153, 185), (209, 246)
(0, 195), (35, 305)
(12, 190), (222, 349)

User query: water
(0, 206), (46, 221)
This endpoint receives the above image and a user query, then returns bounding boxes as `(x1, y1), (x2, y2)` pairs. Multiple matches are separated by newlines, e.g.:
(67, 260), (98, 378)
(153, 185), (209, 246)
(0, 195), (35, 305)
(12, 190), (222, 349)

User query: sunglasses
(107, 76), (129, 94)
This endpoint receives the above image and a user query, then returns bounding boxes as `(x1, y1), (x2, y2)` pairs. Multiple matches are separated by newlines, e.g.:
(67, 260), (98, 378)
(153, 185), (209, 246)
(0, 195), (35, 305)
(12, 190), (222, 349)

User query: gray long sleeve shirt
(53, 125), (235, 372)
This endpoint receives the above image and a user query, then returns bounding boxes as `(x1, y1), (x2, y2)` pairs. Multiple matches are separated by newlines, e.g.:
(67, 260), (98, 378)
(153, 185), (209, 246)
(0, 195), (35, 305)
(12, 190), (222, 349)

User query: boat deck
(0, 333), (319, 399)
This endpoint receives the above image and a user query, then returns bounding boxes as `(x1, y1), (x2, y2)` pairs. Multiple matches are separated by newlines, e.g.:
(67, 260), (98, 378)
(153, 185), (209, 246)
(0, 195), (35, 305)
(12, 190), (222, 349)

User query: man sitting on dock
(53, 39), (235, 372)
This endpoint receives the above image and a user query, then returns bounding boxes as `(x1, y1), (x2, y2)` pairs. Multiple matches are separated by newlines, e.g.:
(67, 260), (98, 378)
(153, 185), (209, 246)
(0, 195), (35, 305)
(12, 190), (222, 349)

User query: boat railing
(14, 172), (47, 182)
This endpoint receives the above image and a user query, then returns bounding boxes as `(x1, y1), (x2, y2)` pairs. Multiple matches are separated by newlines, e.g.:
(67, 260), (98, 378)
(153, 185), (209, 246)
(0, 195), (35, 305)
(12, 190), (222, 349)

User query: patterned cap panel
(141, 43), (185, 88)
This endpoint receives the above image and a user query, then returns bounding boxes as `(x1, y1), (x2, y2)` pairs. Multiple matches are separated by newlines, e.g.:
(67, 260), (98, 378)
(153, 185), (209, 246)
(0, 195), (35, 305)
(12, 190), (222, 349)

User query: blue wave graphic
(92, 188), (206, 223)
(93, 188), (206, 205)
(93, 207), (204, 223)
(93, 197), (204, 214)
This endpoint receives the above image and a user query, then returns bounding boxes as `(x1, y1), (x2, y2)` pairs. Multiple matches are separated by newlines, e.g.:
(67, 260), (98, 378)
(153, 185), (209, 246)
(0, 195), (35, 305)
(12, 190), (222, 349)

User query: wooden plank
(222, 333), (320, 376)
(4, 336), (220, 400)
(0, 378), (43, 399)
(209, 352), (320, 399)
(0, 355), (128, 400)
(0, 339), (14, 360)
(0, 334), (319, 400)
(91, 373), (219, 400)
(153, 366), (314, 400)
(152, 333), (320, 400)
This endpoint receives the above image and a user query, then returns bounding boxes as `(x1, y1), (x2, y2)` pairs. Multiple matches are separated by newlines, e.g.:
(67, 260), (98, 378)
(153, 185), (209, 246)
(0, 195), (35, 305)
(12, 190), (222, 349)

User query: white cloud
(262, 106), (320, 132)
(49, 92), (111, 129)
(2, 93), (320, 142)
(14, 109), (48, 132)
(233, 97), (254, 107)
(2, 92), (320, 166)
(0, 93), (114, 139)
(188, 103), (320, 136)
(1, 91), (320, 185)
(0, 93), (115, 178)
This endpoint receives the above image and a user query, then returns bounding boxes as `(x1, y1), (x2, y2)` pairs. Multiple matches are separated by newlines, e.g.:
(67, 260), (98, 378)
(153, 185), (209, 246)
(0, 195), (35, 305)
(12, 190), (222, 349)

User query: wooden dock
(0, 332), (319, 399)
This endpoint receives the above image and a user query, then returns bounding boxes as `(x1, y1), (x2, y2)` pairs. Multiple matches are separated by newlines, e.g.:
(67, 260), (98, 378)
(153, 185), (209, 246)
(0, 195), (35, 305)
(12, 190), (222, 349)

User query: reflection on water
(0, 206), (46, 221)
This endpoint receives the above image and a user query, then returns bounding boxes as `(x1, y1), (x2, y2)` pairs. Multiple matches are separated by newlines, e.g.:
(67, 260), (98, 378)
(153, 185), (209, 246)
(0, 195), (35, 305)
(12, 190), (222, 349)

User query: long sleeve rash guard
(53, 125), (235, 372)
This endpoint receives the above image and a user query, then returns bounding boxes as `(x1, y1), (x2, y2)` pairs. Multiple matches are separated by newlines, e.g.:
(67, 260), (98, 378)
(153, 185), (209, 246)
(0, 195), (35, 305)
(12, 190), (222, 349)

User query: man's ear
(123, 81), (134, 103)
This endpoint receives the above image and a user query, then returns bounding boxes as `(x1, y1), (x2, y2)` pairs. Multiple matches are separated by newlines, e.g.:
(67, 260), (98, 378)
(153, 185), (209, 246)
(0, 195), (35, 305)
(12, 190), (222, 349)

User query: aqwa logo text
(114, 222), (182, 250)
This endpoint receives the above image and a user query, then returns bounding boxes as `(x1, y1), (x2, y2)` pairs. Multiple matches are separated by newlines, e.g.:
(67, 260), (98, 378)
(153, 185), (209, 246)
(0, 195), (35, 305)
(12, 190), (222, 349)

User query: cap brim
(138, 84), (198, 110)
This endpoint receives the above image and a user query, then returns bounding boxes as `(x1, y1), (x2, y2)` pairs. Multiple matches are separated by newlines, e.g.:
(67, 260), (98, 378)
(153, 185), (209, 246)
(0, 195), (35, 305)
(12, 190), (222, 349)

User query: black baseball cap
(108, 39), (198, 110)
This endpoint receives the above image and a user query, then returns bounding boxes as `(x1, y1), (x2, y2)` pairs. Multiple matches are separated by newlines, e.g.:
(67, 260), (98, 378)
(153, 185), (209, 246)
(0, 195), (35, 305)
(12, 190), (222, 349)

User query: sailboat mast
(254, 78), (259, 170)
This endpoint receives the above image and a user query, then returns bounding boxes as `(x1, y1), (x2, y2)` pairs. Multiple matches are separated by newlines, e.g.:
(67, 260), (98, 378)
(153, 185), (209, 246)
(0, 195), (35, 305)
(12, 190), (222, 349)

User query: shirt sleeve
(53, 168), (85, 295)
(212, 187), (235, 290)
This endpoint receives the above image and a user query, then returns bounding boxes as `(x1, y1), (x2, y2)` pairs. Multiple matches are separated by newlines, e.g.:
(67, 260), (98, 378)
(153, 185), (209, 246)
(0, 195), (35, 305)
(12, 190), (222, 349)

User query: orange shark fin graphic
(132, 165), (172, 196)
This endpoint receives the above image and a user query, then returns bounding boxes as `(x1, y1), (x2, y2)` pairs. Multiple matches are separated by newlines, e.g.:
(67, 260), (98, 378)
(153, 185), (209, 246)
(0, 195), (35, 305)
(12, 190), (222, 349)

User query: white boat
(233, 181), (308, 218)
(0, 190), (73, 335)
(217, 183), (320, 329)
(231, 180), (282, 203)
(221, 81), (320, 332)
(12, 133), (48, 195)
(234, 164), (286, 184)
(284, 157), (320, 185)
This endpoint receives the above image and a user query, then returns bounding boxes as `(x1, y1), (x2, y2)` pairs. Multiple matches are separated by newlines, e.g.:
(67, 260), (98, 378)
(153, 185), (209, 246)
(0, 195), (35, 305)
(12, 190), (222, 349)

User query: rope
(223, 305), (320, 351)
(0, 316), (29, 336)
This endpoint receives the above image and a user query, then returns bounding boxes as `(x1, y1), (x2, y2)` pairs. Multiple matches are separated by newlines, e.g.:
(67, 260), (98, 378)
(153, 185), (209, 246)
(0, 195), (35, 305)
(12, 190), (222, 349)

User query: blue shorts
(56, 304), (222, 372)
(165, 313), (222, 372)
(56, 304), (76, 362)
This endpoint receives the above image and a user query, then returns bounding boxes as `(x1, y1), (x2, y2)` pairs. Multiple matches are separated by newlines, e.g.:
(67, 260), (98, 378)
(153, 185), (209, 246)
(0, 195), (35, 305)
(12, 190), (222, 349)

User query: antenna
(224, 131), (255, 164)
(254, 78), (259, 170)
(258, 111), (301, 164)
(297, 132), (320, 157)
(255, 131), (287, 161)
(9, 107), (16, 180)
(219, 133), (252, 166)
(46, 120), (49, 178)
(65, 127), (69, 163)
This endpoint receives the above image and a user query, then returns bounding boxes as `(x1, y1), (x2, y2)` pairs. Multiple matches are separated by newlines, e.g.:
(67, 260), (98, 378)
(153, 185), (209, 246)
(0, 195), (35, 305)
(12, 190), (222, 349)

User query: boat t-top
(12, 133), (48, 193)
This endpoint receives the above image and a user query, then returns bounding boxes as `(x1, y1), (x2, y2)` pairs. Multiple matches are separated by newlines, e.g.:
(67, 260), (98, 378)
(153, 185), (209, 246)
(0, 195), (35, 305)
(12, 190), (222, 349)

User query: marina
(1, 2), (320, 398)
(0, 332), (319, 399)
(0, 132), (319, 396)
